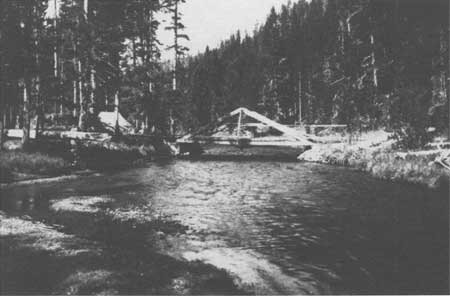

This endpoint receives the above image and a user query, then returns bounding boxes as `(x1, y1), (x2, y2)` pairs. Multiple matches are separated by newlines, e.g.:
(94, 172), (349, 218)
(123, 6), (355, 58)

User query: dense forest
(0, 0), (449, 148)
(179, 0), (449, 147)
(0, 0), (187, 145)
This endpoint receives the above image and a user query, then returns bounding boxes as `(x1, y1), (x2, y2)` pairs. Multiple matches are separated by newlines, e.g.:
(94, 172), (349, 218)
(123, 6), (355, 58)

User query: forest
(1, 0), (449, 149)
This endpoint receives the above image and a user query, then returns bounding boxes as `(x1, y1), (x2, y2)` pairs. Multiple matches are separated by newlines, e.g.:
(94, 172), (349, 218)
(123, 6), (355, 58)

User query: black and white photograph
(0, 0), (449, 294)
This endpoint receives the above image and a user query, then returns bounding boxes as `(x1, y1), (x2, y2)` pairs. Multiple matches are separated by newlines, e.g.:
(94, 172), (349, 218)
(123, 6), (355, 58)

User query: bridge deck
(178, 135), (311, 148)
(177, 107), (315, 150)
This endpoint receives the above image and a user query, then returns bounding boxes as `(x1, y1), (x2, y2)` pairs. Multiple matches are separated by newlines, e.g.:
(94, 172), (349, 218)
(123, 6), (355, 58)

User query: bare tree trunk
(370, 33), (378, 89)
(0, 86), (4, 150)
(169, 109), (174, 136)
(90, 69), (96, 108)
(35, 76), (42, 138)
(448, 5), (450, 140)
(298, 71), (302, 124)
(114, 91), (120, 136)
(0, 28), (5, 149)
(78, 60), (84, 130)
(339, 20), (345, 56)
(73, 79), (77, 117)
(170, 1), (179, 136)
(83, 0), (88, 18)
(77, 0), (88, 130)
(22, 80), (30, 147)
(147, 9), (154, 132)
(53, 0), (63, 116)
(83, 0), (96, 115)
(35, 54), (42, 139)
(70, 0), (77, 120)
(132, 37), (137, 68)
(172, 0), (178, 91)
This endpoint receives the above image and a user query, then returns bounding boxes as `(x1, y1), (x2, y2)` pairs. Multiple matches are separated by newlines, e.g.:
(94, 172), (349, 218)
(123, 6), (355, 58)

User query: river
(1, 160), (448, 294)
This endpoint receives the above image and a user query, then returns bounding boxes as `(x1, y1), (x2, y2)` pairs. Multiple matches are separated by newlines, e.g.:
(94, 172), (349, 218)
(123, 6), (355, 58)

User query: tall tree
(164, 0), (188, 135)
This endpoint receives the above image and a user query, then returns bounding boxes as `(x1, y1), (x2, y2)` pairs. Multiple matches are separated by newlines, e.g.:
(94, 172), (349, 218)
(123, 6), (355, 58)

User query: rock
(3, 140), (23, 151)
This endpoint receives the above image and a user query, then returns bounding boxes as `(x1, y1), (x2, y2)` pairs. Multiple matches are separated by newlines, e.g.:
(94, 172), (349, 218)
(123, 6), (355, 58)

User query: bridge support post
(236, 109), (243, 137)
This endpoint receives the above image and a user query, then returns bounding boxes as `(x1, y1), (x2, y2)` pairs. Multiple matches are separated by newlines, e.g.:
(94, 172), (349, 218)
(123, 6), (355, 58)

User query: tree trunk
(132, 37), (137, 68)
(35, 76), (42, 139)
(0, 31), (5, 149)
(71, 0), (78, 119)
(0, 93), (4, 150)
(22, 80), (30, 147)
(90, 69), (96, 108)
(172, 0), (178, 91)
(370, 33), (378, 89)
(169, 109), (174, 136)
(114, 91), (120, 136)
(448, 7), (450, 140)
(84, 0), (95, 116)
(78, 60), (84, 130)
(77, 1), (86, 130)
(34, 16), (43, 139)
(298, 71), (302, 124)
(83, 0), (88, 18)
(73, 80), (77, 118)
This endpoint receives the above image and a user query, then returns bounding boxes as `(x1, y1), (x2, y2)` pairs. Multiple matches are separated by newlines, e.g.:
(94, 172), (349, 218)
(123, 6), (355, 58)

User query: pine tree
(164, 0), (189, 135)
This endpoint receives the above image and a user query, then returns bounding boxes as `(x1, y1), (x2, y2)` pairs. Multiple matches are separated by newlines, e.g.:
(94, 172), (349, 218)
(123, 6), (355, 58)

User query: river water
(1, 160), (448, 294)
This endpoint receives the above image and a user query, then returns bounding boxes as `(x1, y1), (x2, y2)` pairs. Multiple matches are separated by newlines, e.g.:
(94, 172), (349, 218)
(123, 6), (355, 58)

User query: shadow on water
(0, 160), (448, 294)
(1, 232), (243, 295)
(0, 182), (243, 295)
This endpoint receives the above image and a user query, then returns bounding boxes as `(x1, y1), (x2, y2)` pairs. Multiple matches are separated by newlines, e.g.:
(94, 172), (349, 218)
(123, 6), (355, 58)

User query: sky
(47, 0), (295, 61)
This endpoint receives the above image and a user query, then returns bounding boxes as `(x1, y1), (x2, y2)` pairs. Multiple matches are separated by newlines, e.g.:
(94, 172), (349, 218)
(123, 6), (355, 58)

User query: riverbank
(298, 131), (450, 189)
(0, 135), (174, 184)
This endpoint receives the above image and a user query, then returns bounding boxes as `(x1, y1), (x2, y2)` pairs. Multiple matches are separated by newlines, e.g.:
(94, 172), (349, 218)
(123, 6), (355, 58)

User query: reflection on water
(1, 160), (448, 294)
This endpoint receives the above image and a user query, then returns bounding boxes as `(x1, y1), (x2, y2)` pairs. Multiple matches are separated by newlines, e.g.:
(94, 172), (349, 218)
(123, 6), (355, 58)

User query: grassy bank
(299, 131), (450, 189)
(0, 151), (71, 183)
(0, 135), (170, 183)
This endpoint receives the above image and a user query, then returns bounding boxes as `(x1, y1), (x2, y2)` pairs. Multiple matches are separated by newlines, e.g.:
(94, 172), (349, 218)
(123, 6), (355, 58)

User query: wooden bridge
(176, 107), (316, 155)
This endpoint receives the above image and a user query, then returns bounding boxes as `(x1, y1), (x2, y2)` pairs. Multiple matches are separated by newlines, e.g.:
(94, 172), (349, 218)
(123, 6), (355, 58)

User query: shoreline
(298, 141), (450, 190)
(0, 170), (100, 189)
